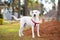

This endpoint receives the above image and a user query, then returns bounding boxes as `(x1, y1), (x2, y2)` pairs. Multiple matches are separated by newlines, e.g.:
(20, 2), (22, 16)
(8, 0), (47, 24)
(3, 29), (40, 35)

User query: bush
(0, 14), (3, 25)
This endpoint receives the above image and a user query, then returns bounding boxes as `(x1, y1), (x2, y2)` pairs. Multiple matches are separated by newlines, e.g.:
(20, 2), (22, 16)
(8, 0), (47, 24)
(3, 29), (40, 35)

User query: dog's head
(30, 10), (40, 17)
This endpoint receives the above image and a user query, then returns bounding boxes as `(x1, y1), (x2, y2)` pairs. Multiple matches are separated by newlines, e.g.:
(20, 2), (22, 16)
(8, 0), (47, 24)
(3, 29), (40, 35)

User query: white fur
(11, 10), (40, 38)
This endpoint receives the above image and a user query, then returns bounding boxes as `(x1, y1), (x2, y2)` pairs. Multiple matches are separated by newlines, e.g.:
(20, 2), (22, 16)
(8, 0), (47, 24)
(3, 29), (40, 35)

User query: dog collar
(31, 19), (39, 27)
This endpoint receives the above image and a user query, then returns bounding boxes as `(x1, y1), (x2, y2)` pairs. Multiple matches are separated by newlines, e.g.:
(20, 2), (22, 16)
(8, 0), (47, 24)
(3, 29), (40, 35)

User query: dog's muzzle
(34, 14), (36, 17)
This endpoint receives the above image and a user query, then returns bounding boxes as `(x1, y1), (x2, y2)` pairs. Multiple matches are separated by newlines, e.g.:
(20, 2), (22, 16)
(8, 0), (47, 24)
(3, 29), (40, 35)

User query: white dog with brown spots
(11, 10), (40, 38)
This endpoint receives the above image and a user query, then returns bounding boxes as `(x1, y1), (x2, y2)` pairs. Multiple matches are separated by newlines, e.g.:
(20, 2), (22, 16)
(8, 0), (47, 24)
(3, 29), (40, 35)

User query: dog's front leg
(32, 26), (35, 38)
(36, 24), (40, 37)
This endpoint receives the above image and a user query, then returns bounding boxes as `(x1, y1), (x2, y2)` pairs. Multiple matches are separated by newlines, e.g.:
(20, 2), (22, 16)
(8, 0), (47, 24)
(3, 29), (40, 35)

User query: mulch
(23, 20), (60, 40)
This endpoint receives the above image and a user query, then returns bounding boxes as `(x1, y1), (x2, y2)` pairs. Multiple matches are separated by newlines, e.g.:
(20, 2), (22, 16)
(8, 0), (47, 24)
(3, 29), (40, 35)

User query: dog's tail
(11, 15), (20, 21)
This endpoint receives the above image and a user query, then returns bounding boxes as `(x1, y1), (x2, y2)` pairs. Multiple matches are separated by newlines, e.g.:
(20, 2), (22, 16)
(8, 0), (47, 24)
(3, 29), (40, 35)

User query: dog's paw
(22, 33), (24, 36)
(19, 34), (22, 37)
(38, 35), (40, 37)
(32, 36), (35, 38)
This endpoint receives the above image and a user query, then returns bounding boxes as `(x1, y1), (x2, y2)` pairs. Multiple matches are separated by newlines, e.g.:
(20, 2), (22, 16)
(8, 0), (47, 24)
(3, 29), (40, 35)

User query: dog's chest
(23, 17), (39, 26)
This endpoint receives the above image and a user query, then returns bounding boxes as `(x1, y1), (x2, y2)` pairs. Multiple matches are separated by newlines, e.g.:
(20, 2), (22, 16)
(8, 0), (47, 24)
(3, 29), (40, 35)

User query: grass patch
(0, 22), (43, 40)
(0, 22), (33, 40)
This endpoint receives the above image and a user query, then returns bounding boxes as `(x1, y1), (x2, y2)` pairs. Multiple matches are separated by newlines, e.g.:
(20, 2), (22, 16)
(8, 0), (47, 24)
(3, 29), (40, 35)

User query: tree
(40, 3), (44, 15)
(21, 0), (34, 16)
(51, 0), (55, 3)
(12, 0), (14, 19)
(57, 0), (60, 21)
(0, 0), (1, 2)
(24, 0), (28, 16)
(28, 0), (35, 10)
(18, 0), (21, 18)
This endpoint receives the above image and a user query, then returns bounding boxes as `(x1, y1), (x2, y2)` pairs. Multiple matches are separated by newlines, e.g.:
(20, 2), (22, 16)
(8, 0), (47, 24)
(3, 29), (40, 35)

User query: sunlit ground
(0, 20), (60, 40)
(0, 22), (19, 40)
(0, 21), (34, 40)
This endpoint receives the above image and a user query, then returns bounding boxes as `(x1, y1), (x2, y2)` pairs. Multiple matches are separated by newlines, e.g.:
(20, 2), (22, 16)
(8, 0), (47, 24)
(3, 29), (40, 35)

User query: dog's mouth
(34, 14), (36, 17)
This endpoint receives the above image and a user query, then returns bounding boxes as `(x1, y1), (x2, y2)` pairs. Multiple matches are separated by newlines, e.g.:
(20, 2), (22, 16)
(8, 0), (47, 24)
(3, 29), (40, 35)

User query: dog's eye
(35, 12), (37, 13)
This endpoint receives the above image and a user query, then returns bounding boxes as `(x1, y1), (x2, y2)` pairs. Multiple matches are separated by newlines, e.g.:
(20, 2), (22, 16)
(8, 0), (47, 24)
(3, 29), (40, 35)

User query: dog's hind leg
(19, 23), (24, 37)
(19, 29), (21, 37)
(19, 26), (24, 37)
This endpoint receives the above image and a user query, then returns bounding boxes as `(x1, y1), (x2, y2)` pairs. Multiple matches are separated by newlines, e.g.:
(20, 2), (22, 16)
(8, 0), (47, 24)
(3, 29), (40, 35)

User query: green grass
(0, 22), (46, 40)
(0, 22), (37, 40)
(0, 22), (19, 40)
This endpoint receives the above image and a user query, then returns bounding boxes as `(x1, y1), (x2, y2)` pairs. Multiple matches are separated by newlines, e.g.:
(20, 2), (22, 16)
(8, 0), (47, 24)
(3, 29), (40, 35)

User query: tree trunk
(24, 0), (28, 16)
(12, 0), (14, 19)
(0, 9), (1, 14)
(57, 0), (60, 21)
(0, 0), (1, 2)
(18, 0), (20, 18)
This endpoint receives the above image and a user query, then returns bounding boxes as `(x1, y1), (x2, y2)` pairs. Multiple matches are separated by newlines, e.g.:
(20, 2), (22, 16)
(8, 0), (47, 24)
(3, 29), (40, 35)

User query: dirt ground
(23, 20), (60, 40)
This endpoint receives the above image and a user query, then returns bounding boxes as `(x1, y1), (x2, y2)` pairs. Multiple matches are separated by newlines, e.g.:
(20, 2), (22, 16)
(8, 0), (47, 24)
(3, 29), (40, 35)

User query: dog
(11, 10), (40, 38)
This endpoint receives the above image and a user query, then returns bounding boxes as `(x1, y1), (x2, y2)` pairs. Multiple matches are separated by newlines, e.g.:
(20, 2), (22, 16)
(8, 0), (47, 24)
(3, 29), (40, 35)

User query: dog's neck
(32, 17), (39, 21)
(31, 17), (39, 24)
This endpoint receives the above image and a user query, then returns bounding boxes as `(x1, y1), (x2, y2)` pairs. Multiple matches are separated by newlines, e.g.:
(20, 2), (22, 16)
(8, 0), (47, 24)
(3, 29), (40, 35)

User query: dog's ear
(37, 10), (40, 14)
(30, 10), (32, 16)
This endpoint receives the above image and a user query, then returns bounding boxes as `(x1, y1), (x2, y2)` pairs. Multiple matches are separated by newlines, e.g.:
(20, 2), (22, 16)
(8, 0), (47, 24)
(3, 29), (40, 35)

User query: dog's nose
(34, 14), (36, 17)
